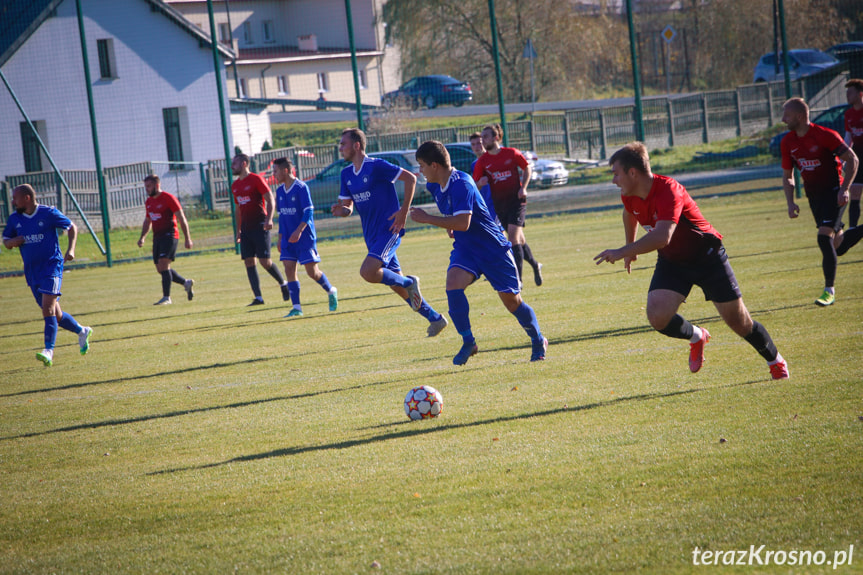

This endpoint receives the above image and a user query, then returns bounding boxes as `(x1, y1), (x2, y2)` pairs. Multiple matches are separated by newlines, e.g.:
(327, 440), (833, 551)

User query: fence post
(599, 109), (608, 159)
(199, 162), (212, 211)
(564, 113), (572, 158)
(766, 83), (775, 126)
(529, 118), (537, 153)
(666, 98), (676, 147)
(734, 88), (743, 137)
(701, 93), (710, 143)
(55, 171), (65, 214)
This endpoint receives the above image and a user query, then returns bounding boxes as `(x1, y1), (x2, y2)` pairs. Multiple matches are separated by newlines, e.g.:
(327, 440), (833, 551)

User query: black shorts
(153, 235), (178, 264)
(807, 189), (841, 229)
(240, 227), (272, 259)
(493, 197), (527, 228)
(649, 244), (742, 303)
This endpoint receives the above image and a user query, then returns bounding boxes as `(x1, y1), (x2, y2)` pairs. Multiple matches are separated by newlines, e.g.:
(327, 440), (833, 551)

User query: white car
(530, 159), (569, 188)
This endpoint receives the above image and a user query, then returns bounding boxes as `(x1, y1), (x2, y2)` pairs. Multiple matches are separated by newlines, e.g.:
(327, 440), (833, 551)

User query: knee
(646, 306), (672, 331)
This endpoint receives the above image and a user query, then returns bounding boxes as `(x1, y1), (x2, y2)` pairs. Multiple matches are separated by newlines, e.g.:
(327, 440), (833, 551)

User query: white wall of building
(231, 104), (273, 155)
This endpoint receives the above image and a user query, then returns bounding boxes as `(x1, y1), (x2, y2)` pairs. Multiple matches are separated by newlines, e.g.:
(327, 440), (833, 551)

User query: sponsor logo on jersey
(24, 233), (45, 244)
(797, 158), (822, 170)
(237, 195), (252, 205)
(354, 191), (372, 202)
(490, 170), (513, 184)
(280, 207), (297, 215)
(149, 212), (163, 221)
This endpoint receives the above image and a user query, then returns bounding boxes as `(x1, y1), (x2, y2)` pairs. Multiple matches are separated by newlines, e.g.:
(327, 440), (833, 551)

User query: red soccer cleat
(689, 328), (710, 373)
(769, 359), (790, 380)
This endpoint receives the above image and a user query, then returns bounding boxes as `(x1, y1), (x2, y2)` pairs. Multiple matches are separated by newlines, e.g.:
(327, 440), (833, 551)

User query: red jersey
(844, 105), (863, 157)
(781, 123), (848, 197)
(145, 192), (182, 238)
(472, 147), (529, 203)
(232, 172), (271, 230)
(622, 174), (722, 264)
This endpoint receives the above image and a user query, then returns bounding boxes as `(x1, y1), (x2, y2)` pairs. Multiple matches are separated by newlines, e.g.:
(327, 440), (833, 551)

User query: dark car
(305, 150), (428, 212)
(382, 75), (472, 110)
(769, 104), (849, 157)
(752, 49), (839, 83)
(826, 42), (863, 62)
(444, 142), (478, 173)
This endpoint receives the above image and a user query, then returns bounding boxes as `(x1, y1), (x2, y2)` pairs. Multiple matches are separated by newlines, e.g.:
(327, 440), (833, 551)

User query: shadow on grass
(149, 378), (764, 476)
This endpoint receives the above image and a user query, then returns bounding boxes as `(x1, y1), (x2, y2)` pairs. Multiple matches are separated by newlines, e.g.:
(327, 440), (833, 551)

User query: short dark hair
(846, 79), (863, 92)
(234, 153), (250, 165)
(482, 124), (503, 141)
(416, 140), (451, 170)
(608, 142), (651, 174)
(469, 131), (482, 141)
(12, 183), (35, 198)
(272, 157), (293, 172)
(342, 128), (366, 151)
(143, 174), (160, 185)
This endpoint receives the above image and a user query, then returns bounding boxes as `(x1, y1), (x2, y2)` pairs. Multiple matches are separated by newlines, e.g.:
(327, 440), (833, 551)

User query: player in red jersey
(137, 175), (194, 305)
(844, 79), (863, 227)
(231, 153), (289, 306)
(594, 142), (788, 380)
(780, 98), (861, 307)
(472, 124), (543, 286)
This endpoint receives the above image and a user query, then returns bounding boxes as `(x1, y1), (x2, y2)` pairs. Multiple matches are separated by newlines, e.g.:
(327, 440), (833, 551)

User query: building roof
(235, 46), (384, 65)
(0, 0), (234, 68)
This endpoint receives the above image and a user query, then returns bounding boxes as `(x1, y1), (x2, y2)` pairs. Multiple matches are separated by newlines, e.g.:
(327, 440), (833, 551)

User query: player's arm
(518, 162), (532, 200)
(2, 231), (24, 249)
(621, 209), (639, 273)
(137, 215), (152, 248)
(409, 208), (471, 231)
(838, 148), (859, 205)
(389, 169), (417, 233)
(177, 208), (193, 249)
(594, 219), (676, 268)
(781, 168), (800, 218)
(331, 198), (353, 218)
(64, 221), (78, 262)
(234, 204), (243, 242)
(263, 188), (275, 230)
(289, 208), (312, 243)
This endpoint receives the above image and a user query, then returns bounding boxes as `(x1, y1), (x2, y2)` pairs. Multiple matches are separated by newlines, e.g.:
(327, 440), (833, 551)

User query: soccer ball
(404, 385), (443, 421)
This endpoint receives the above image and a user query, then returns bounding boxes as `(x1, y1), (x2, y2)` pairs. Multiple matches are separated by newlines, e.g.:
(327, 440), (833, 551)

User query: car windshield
(794, 51), (836, 65)
(317, 160), (348, 179)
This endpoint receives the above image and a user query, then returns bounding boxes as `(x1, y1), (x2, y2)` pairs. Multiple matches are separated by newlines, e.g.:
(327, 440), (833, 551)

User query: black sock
(170, 268), (186, 285)
(265, 262), (285, 284)
(836, 225), (863, 256)
(160, 270), (172, 297)
(850, 199), (860, 228)
(512, 244), (524, 280)
(743, 321), (778, 362)
(657, 314), (695, 340)
(246, 266), (262, 298)
(522, 243), (539, 269)
(817, 234), (837, 287)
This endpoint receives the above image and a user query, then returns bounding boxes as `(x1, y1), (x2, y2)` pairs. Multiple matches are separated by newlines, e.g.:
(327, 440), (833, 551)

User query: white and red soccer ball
(404, 385), (443, 420)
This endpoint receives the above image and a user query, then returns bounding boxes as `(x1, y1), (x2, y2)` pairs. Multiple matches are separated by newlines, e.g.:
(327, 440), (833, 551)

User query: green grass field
(1, 191), (861, 574)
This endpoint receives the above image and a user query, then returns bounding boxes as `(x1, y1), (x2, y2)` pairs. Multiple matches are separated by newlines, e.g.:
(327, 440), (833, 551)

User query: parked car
(826, 42), (863, 62)
(443, 142), (478, 173)
(382, 75), (472, 110)
(305, 150), (428, 212)
(752, 49), (839, 83)
(529, 159), (569, 188)
(769, 104), (849, 157)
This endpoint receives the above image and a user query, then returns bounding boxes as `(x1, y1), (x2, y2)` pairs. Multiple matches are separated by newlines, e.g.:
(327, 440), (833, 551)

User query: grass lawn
(0, 191), (861, 574)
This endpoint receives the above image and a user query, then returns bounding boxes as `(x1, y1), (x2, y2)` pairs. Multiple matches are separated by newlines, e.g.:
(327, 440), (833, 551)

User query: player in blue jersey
(2, 184), (92, 366)
(330, 128), (447, 337)
(273, 157), (338, 317)
(410, 140), (547, 364)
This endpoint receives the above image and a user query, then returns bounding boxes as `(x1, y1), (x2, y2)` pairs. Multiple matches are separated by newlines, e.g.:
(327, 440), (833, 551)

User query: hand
(447, 229), (455, 239)
(389, 209), (407, 234)
(787, 203), (800, 219)
(8, 237), (25, 248)
(137, 237), (145, 248)
(594, 248), (624, 266)
(624, 255), (637, 274)
(409, 206), (429, 224)
(518, 187), (527, 200)
(64, 249), (75, 262)
(838, 189), (850, 207)
(236, 233), (242, 244)
(263, 220), (273, 231)
(331, 204), (348, 217)
(477, 176), (489, 188)
(185, 238), (193, 250)
(289, 230), (302, 243)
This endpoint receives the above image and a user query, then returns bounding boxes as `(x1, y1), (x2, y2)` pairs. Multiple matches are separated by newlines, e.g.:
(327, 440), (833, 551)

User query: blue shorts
(280, 236), (321, 265)
(30, 275), (62, 306)
(366, 232), (402, 272)
(449, 246), (521, 294)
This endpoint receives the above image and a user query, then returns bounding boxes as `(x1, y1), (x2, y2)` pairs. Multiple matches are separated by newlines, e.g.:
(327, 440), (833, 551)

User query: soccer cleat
(328, 287), (338, 312)
(284, 308), (303, 318)
(530, 337), (548, 361)
(769, 359), (790, 380)
(453, 341), (478, 365)
(36, 348), (53, 367)
(814, 290), (835, 307)
(427, 316), (448, 337)
(533, 262), (543, 286)
(154, 296), (172, 305)
(689, 328), (710, 373)
(405, 275), (423, 312)
(281, 283), (290, 301)
(78, 326), (92, 355)
(184, 279), (195, 301)
(247, 298), (265, 306)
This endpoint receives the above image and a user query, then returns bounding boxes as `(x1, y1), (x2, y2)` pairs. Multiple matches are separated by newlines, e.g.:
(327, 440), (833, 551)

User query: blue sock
(446, 289), (474, 344)
(288, 281), (301, 307)
(406, 298), (442, 322)
(512, 301), (542, 342)
(316, 273), (333, 293)
(380, 269), (412, 288)
(58, 312), (83, 334)
(44, 316), (58, 350)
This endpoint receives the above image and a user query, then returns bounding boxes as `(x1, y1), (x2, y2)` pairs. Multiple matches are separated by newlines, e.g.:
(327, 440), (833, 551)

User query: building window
(262, 20), (274, 43)
(243, 21), (253, 44)
(358, 69), (368, 89)
(163, 108), (187, 171)
(20, 121), (46, 173)
(218, 23), (231, 45)
(317, 72), (329, 93)
(97, 38), (116, 79)
(277, 75), (289, 95)
(238, 78), (248, 98)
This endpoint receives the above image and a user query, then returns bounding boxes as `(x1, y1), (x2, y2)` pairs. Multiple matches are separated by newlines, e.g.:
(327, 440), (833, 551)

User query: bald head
(782, 98), (810, 132)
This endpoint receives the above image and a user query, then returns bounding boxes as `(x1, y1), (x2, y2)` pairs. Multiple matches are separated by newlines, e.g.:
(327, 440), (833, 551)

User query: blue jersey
(3, 205), (72, 285)
(339, 156), (404, 244)
(277, 179), (316, 243)
(426, 169), (510, 254)
(470, 158), (498, 222)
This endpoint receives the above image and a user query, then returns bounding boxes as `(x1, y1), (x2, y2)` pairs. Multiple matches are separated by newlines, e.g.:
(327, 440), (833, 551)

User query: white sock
(689, 326), (703, 344)
(329, 286), (337, 294)
(768, 353), (785, 366)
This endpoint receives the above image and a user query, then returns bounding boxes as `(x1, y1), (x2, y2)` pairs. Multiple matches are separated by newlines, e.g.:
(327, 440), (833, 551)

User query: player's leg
(240, 228), (265, 305)
(257, 230), (288, 299)
(849, 183), (862, 227)
(490, 248), (546, 361)
(507, 224), (526, 281)
(152, 237), (177, 305)
(522, 242), (543, 286)
(446, 265), (478, 365)
(35, 287), (59, 366)
(713, 298), (788, 379)
(53, 298), (91, 355)
(282, 259), (302, 317)
(816, 226), (837, 306)
(304, 262), (338, 311)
